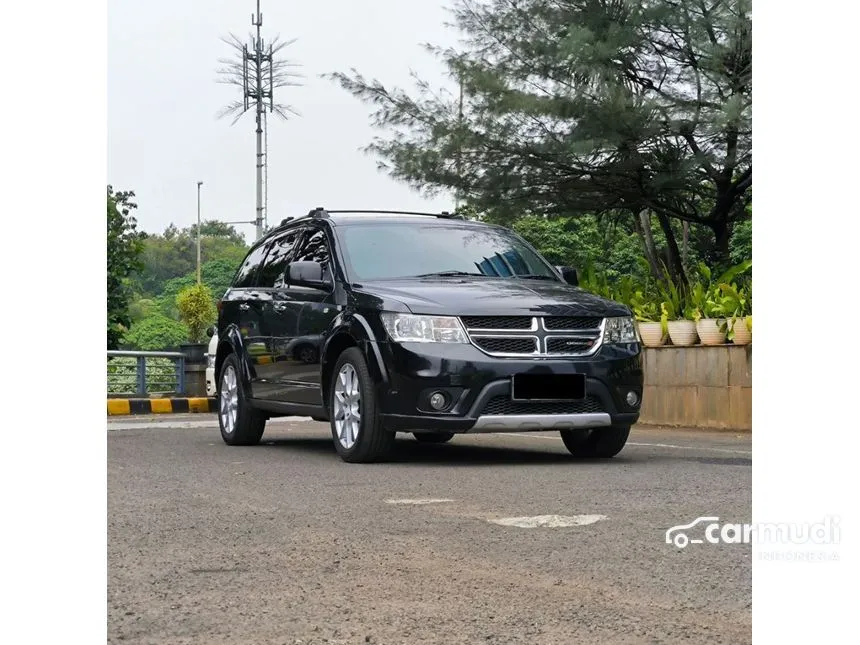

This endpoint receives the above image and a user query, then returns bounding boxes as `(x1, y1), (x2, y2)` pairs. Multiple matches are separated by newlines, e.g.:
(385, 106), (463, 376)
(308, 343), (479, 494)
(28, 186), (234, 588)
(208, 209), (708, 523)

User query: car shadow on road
(260, 436), (636, 467)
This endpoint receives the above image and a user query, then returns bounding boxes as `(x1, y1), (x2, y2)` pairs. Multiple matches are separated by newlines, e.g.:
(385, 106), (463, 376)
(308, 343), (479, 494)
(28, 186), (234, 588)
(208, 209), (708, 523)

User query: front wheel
(218, 353), (266, 446)
(329, 348), (395, 463)
(560, 426), (630, 458)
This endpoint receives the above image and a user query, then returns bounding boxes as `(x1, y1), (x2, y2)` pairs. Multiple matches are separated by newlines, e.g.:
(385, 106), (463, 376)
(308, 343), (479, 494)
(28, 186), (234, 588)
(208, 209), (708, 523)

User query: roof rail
(321, 209), (466, 220)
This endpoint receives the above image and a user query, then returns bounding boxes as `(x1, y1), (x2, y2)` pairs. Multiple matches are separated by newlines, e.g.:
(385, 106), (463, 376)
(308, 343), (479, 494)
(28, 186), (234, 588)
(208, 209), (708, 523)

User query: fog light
(429, 392), (448, 410)
(626, 391), (640, 407)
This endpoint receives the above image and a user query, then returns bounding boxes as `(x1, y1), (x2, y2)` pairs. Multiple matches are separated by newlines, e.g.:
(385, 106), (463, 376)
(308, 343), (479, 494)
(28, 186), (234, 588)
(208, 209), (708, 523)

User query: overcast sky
(108, 0), (459, 241)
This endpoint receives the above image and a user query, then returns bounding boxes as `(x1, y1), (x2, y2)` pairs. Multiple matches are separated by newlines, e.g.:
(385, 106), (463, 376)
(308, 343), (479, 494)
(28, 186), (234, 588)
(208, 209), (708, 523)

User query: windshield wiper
(416, 270), (488, 278)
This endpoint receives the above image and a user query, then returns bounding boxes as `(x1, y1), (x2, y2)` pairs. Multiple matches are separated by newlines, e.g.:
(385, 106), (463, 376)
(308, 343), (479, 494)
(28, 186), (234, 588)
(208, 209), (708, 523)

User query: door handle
(273, 303), (288, 312)
(239, 303), (250, 311)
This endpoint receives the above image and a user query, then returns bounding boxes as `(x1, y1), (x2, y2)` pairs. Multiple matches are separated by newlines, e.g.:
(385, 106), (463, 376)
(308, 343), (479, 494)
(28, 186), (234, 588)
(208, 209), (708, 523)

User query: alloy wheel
(333, 363), (361, 449)
(220, 365), (239, 435)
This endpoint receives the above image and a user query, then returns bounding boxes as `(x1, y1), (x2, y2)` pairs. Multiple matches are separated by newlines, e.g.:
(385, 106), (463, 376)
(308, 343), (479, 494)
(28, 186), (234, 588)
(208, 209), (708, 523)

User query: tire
(560, 426), (630, 458)
(218, 353), (266, 446)
(413, 432), (455, 444)
(329, 348), (395, 463)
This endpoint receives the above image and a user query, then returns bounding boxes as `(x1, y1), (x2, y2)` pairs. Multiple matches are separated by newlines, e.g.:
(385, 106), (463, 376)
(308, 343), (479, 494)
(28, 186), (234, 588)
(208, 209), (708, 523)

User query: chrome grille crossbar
(461, 316), (605, 358)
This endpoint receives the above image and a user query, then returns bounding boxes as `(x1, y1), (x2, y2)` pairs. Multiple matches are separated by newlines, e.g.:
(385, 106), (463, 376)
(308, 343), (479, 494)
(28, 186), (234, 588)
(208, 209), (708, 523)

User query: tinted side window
(293, 229), (330, 271)
(257, 230), (301, 288)
(232, 244), (268, 288)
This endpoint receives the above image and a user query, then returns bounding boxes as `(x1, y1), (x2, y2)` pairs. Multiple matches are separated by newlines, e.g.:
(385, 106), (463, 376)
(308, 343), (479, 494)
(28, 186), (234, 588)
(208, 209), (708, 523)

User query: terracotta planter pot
(637, 321), (666, 347)
(667, 320), (698, 346)
(731, 318), (752, 345)
(696, 318), (727, 346)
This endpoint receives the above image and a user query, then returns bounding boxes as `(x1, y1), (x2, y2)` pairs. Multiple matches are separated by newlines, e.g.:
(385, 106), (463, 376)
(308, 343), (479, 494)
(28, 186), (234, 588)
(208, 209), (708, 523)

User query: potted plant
(716, 279), (752, 345)
(658, 276), (698, 346)
(581, 271), (666, 347)
(689, 270), (726, 346)
(176, 283), (217, 364)
(663, 307), (699, 346)
(740, 277), (752, 345)
(634, 300), (667, 347)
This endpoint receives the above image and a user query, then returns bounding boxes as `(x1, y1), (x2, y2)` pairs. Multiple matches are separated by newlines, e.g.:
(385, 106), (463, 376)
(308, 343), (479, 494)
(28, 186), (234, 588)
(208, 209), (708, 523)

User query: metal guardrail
(107, 351), (186, 396)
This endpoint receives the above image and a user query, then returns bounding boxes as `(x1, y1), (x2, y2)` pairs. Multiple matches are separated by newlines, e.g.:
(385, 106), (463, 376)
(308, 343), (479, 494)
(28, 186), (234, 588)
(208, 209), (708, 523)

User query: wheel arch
(321, 314), (388, 410)
(215, 324), (255, 399)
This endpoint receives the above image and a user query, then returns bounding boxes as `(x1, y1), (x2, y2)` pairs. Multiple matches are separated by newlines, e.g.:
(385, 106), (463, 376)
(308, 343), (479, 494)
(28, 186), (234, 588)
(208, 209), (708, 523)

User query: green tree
(123, 315), (189, 351)
(331, 0), (751, 279)
(128, 298), (158, 323)
(149, 258), (238, 319)
(508, 213), (645, 280)
(729, 219), (752, 265)
(107, 186), (145, 349)
(157, 275), (196, 319)
(188, 220), (248, 246)
(201, 258), (241, 300)
(176, 283), (217, 343)
(134, 221), (248, 296)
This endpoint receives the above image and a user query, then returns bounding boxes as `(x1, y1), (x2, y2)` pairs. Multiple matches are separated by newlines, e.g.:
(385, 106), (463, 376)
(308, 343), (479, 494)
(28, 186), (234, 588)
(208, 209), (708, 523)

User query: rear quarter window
(232, 244), (268, 288)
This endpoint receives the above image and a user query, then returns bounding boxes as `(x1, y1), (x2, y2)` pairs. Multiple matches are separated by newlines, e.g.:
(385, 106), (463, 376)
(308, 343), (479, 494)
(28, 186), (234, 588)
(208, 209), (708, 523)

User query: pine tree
(330, 0), (751, 279)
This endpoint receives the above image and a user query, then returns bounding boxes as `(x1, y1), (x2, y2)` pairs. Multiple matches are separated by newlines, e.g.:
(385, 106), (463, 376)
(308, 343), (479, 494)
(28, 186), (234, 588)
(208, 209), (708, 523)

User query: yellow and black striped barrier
(107, 397), (217, 416)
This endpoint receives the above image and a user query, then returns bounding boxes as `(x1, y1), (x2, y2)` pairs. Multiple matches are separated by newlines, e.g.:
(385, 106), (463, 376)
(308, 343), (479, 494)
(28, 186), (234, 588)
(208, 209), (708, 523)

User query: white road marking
(489, 514), (607, 528)
(385, 498), (455, 505)
(507, 433), (751, 455)
(107, 416), (314, 431)
(627, 441), (751, 456)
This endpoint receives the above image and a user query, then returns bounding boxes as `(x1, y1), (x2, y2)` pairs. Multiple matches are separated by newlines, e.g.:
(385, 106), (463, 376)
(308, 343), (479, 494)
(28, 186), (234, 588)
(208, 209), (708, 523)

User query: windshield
(336, 222), (558, 281)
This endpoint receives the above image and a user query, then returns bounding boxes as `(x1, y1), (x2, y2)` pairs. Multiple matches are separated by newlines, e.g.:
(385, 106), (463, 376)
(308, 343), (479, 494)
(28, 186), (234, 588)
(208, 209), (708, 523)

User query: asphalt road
(108, 416), (752, 645)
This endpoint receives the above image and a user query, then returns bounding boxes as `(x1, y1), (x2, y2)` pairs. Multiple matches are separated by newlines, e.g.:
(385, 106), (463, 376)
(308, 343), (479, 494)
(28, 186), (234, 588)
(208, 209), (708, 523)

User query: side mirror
(206, 326), (215, 338)
(287, 260), (328, 289)
(556, 266), (579, 287)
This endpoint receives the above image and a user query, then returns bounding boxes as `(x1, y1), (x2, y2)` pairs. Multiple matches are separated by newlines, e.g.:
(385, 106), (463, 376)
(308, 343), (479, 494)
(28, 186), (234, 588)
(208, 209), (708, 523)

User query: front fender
(320, 312), (389, 404)
(216, 324), (256, 399)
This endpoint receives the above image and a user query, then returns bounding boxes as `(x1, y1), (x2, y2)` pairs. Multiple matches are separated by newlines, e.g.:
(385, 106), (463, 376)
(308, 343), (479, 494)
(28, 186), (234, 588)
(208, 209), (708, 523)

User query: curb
(107, 397), (217, 416)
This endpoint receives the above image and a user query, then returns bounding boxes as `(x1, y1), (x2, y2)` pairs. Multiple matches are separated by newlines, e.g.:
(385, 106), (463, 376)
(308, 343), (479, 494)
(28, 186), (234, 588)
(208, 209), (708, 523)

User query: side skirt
(248, 398), (328, 421)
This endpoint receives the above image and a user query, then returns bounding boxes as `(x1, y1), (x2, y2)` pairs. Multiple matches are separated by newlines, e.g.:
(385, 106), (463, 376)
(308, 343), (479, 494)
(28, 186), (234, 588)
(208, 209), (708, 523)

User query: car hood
(358, 277), (630, 317)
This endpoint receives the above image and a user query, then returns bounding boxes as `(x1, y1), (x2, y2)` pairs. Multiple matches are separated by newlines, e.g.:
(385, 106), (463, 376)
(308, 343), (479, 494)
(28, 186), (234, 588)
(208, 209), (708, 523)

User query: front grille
(546, 337), (596, 354)
(461, 315), (605, 357)
(543, 316), (603, 331)
(473, 337), (537, 354)
(461, 316), (533, 330)
(482, 396), (605, 416)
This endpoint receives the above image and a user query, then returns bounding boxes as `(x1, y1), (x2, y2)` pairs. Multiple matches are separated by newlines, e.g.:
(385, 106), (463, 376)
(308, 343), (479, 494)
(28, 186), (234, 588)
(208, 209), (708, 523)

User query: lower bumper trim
(468, 412), (613, 433)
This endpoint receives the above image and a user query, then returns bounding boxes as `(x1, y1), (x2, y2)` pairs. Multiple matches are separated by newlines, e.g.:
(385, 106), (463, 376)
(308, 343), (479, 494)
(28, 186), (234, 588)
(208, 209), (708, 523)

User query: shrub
(176, 283), (217, 343)
(124, 315), (189, 351)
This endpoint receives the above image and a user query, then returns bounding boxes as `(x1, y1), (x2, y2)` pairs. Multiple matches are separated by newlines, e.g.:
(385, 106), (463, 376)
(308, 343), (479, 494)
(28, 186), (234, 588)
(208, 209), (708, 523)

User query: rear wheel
(413, 432), (455, 444)
(218, 353), (266, 446)
(329, 348), (395, 463)
(560, 426), (630, 458)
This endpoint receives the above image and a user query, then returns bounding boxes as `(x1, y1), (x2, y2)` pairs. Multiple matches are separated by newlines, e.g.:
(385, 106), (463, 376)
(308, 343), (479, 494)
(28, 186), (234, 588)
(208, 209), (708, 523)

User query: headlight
(206, 354), (216, 368)
(380, 313), (468, 343)
(604, 317), (638, 344)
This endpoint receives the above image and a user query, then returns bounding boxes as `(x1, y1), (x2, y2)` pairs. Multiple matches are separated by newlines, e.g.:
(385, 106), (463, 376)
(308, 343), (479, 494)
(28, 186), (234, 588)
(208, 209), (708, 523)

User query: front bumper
(375, 341), (642, 433)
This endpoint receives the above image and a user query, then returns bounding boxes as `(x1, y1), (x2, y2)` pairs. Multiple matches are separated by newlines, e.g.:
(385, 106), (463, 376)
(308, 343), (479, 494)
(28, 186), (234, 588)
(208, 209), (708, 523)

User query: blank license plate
(511, 373), (585, 401)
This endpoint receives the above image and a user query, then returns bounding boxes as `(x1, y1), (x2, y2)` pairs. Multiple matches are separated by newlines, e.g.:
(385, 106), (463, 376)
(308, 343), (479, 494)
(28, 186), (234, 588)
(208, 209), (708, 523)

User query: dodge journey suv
(215, 208), (643, 463)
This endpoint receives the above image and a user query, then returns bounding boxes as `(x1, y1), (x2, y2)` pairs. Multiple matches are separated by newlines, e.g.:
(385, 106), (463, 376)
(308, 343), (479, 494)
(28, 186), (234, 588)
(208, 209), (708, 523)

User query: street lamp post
(196, 181), (203, 285)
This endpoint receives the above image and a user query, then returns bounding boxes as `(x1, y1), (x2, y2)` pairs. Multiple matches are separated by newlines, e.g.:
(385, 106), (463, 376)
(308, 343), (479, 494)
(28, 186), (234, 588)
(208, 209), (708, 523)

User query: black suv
(215, 208), (643, 463)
